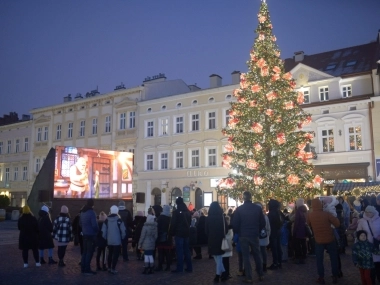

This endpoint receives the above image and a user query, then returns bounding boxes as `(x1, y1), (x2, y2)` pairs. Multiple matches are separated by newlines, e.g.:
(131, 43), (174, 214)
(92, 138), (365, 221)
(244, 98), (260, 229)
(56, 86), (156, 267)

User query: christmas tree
(217, 1), (322, 202)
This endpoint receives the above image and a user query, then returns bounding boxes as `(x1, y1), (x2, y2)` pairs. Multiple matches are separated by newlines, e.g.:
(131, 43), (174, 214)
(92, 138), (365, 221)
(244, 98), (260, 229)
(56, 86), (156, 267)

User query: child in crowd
(221, 216), (233, 281)
(346, 211), (360, 241)
(138, 215), (157, 274)
(352, 230), (378, 285)
(96, 212), (107, 271)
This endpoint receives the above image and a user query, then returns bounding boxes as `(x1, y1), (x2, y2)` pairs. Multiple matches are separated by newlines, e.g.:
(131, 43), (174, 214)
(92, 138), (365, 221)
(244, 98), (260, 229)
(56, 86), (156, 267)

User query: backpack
(104, 218), (124, 240)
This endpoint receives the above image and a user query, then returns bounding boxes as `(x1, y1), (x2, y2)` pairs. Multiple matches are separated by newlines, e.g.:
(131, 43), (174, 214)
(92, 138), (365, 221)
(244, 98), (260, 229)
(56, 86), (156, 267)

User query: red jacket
(307, 198), (340, 244)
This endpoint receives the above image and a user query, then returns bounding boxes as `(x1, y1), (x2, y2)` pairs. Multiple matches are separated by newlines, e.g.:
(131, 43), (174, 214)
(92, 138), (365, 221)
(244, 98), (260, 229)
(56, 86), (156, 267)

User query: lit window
(348, 126), (362, 150)
(303, 89), (310, 104)
(321, 129), (334, 152)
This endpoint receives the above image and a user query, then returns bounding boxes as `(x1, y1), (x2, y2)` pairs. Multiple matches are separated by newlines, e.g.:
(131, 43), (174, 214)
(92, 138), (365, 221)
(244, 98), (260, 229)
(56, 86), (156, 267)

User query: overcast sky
(1, 0), (379, 117)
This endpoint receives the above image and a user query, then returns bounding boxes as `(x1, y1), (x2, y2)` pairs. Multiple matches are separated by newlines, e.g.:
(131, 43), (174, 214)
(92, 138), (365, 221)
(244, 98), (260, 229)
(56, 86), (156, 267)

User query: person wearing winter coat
(138, 214), (158, 274)
(132, 211), (146, 260)
(96, 211), (107, 271)
(267, 199), (284, 270)
(102, 205), (126, 274)
(254, 202), (271, 272)
(170, 197), (193, 273)
(233, 191), (265, 283)
(352, 230), (378, 285)
(38, 205), (57, 264)
(221, 216), (233, 281)
(307, 198), (340, 284)
(292, 204), (308, 264)
(156, 205), (173, 271)
(52, 205), (73, 267)
(118, 200), (132, 261)
(193, 211), (207, 259)
(206, 201), (228, 282)
(18, 205), (40, 268)
(356, 205), (380, 284)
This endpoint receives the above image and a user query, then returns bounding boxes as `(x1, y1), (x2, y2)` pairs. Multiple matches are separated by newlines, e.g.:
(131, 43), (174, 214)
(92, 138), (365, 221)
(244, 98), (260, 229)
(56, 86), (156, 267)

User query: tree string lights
(216, 1), (323, 202)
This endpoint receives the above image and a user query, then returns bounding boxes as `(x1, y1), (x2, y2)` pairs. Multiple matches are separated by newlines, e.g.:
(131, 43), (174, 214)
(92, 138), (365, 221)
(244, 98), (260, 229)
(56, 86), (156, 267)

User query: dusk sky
(1, 0), (379, 117)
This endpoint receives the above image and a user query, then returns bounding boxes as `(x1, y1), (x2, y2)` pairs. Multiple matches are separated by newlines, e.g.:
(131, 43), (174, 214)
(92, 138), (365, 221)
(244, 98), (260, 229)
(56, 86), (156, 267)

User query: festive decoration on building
(216, 1), (322, 202)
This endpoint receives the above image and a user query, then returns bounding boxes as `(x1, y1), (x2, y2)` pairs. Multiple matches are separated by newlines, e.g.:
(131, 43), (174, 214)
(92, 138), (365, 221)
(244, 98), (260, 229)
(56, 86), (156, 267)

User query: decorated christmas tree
(217, 1), (322, 202)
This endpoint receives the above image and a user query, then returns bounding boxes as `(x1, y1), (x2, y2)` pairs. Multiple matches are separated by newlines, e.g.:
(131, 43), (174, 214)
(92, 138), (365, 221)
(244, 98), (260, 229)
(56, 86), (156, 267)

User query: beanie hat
(365, 205), (377, 214)
(146, 215), (155, 223)
(118, 200), (126, 210)
(162, 205), (171, 216)
(176, 197), (184, 205)
(23, 205), (31, 214)
(295, 198), (305, 208)
(110, 205), (119, 214)
(41, 205), (49, 213)
(136, 211), (144, 217)
(61, 205), (69, 214)
(87, 199), (94, 207)
(356, 230), (367, 239)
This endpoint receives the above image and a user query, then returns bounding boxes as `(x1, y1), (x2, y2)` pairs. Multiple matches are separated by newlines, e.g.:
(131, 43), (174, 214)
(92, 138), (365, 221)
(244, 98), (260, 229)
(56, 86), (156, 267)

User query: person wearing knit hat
(295, 198), (305, 208)
(60, 205), (69, 214)
(118, 200), (132, 262)
(38, 205), (56, 265)
(41, 205), (49, 213)
(138, 214), (157, 274)
(161, 205), (171, 217)
(52, 205), (72, 267)
(356, 204), (380, 283)
(18, 204), (40, 268)
(110, 205), (119, 215)
(102, 205), (127, 274)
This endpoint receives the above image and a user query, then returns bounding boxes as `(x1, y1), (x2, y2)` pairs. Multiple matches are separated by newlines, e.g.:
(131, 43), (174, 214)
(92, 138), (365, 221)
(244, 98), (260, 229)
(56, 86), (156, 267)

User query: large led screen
(54, 146), (133, 199)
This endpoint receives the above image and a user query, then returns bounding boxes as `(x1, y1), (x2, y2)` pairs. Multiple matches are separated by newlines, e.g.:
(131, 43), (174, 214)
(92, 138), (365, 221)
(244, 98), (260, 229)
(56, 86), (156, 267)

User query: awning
(333, 182), (380, 192)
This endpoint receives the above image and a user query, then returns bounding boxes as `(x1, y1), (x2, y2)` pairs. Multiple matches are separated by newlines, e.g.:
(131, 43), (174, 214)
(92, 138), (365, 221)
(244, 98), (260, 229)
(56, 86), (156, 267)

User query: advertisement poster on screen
(53, 146), (133, 199)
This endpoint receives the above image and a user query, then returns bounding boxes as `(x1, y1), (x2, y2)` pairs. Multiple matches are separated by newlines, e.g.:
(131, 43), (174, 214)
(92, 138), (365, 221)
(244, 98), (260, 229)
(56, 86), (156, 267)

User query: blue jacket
(80, 206), (98, 236)
(232, 200), (265, 238)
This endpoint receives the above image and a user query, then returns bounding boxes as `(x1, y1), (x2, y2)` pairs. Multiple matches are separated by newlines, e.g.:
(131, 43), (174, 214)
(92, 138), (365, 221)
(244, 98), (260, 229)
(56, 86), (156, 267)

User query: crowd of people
(17, 193), (380, 284)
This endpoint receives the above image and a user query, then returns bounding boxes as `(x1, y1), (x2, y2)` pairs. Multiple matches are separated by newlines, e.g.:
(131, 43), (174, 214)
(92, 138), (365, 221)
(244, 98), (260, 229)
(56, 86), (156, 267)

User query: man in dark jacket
(267, 199), (284, 270)
(232, 191), (265, 283)
(169, 197), (193, 273)
(118, 200), (132, 261)
(80, 199), (98, 275)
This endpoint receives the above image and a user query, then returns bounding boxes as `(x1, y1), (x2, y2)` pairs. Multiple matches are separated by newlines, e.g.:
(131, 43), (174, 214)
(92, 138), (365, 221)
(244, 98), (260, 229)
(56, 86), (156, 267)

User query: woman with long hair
(292, 204), (308, 264)
(206, 201), (228, 282)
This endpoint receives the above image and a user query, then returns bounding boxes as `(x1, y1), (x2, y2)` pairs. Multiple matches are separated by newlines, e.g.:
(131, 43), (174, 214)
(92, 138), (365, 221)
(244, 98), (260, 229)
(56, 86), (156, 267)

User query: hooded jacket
(267, 199), (283, 237)
(102, 214), (126, 246)
(307, 198), (340, 244)
(138, 219), (157, 251)
(357, 210), (380, 262)
(38, 210), (55, 249)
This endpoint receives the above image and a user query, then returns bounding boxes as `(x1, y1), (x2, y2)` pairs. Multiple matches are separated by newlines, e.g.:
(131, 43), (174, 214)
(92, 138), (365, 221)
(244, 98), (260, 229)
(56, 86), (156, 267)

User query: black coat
(268, 199), (284, 237)
(196, 215), (208, 245)
(38, 210), (55, 249)
(170, 203), (191, 238)
(18, 213), (39, 250)
(156, 214), (172, 246)
(132, 216), (146, 247)
(206, 213), (228, 256)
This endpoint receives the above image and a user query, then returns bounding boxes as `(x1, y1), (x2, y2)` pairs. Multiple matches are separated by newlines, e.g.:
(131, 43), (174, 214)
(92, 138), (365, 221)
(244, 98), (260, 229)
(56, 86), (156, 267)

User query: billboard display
(53, 146), (133, 199)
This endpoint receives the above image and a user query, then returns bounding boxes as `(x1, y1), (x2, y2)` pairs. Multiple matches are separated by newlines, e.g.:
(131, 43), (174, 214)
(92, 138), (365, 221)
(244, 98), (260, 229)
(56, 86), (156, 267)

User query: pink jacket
(347, 217), (358, 231)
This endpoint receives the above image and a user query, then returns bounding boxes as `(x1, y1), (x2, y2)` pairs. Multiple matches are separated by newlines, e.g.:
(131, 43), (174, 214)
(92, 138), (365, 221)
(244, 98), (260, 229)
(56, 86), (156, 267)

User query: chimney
(209, 74), (222, 88)
(231, 71), (240, 85)
(294, 51), (304, 62)
(64, 94), (72, 102)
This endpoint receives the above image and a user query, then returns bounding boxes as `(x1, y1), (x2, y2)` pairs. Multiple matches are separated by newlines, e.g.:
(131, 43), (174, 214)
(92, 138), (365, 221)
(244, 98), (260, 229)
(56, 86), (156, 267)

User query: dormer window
(325, 64), (336, 71)
(342, 85), (352, 98)
(345, 60), (357, 67)
(105, 100), (110, 104)
(80, 106), (85, 110)
(226, 94), (232, 100)
(319, 87), (329, 101)
(176, 103), (182, 108)
(147, 108), (152, 113)
(162, 105), (167, 110)
(208, 97), (215, 103)
(92, 103), (97, 107)
(192, 100), (198, 105)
